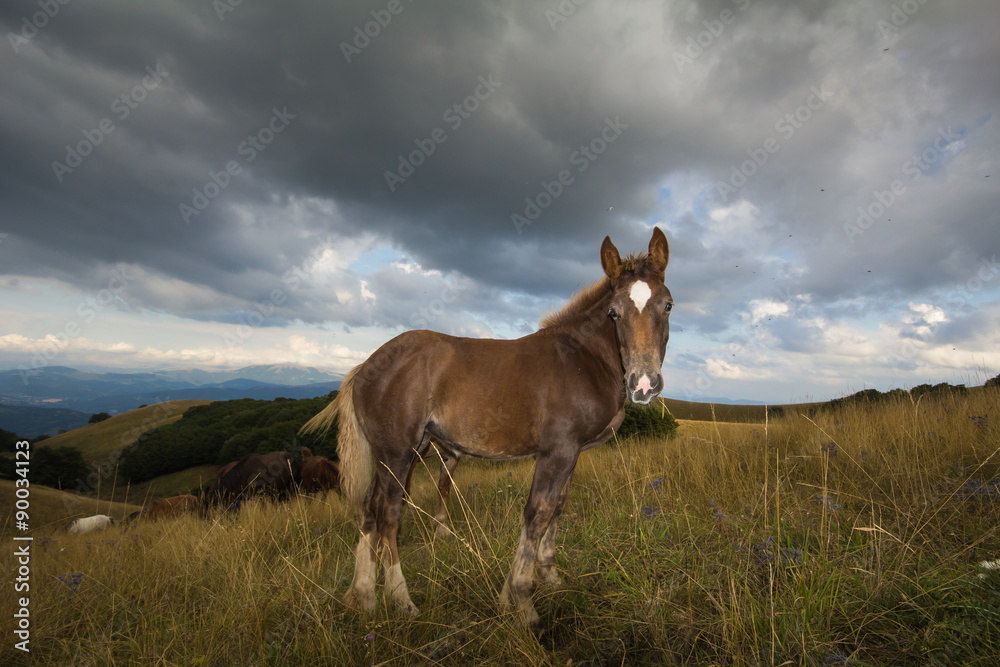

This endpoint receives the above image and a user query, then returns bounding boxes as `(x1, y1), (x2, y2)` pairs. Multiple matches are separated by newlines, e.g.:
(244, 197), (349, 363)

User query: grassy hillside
(33, 399), (213, 464)
(0, 479), (140, 535)
(3, 386), (998, 664)
(110, 464), (221, 506)
(658, 396), (817, 422)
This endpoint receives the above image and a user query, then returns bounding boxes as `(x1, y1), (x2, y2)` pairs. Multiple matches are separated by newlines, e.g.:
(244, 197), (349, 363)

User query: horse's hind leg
(433, 453), (460, 538)
(345, 528), (378, 612)
(344, 479), (379, 612)
(377, 454), (420, 616)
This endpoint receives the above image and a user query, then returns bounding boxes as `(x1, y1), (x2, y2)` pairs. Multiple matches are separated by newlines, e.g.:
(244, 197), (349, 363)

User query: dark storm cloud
(1, 0), (998, 347)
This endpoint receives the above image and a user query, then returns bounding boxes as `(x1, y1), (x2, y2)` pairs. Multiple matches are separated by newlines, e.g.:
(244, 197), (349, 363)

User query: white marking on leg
(630, 280), (652, 311)
(384, 561), (419, 617)
(499, 526), (540, 624)
(347, 531), (377, 611)
(433, 496), (454, 538)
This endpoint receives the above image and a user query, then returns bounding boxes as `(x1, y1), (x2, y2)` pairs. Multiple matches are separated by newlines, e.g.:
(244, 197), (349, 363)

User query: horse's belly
(427, 410), (539, 459)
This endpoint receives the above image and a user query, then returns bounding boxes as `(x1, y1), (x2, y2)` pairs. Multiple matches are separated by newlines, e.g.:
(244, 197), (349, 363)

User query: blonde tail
(300, 365), (372, 513)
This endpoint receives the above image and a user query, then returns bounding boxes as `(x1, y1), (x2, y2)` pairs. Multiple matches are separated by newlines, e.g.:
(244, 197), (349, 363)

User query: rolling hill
(32, 400), (214, 465)
(657, 396), (819, 422)
(0, 478), (140, 534)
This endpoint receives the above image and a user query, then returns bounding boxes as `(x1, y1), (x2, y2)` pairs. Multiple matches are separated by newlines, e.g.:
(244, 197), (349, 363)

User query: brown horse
(299, 447), (341, 494)
(302, 228), (672, 623)
(127, 494), (198, 523)
(148, 494), (199, 518)
(201, 452), (300, 513)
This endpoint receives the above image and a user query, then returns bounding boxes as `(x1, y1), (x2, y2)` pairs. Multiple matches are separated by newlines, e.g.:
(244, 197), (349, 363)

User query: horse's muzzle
(627, 371), (663, 405)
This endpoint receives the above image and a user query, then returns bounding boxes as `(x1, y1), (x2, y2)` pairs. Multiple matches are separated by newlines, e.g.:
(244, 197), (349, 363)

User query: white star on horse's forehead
(629, 281), (652, 311)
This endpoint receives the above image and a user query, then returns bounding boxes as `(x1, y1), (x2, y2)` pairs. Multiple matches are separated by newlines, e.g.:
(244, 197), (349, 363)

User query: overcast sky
(1, 0), (998, 403)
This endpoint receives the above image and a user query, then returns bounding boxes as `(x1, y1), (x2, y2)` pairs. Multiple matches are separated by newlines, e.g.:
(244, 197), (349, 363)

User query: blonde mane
(539, 251), (648, 329)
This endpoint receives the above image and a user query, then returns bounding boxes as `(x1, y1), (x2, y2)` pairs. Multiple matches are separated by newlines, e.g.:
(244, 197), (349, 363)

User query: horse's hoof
(397, 600), (420, 618)
(536, 568), (563, 588)
(499, 586), (540, 625)
(343, 589), (375, 612)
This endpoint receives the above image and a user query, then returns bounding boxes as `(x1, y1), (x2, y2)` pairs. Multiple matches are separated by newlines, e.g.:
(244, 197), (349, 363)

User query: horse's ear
(648, 227), (669, 276)
(601, 235), (622, 278)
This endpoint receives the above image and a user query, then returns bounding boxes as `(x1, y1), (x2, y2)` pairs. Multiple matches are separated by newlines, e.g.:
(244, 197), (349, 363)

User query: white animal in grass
(63, 515), (116, 535)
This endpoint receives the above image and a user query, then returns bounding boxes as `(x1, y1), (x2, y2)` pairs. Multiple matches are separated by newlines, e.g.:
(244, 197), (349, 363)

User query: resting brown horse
(302, 228), (673, 623)
(201, 452), (300, 513)
(299, 447), (341, 494)
(126, 494), (198, 523)
(149, 494), (198, 518)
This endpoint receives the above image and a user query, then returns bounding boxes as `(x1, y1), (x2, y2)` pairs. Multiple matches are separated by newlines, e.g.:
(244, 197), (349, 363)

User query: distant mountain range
(0, 365), (343, 437)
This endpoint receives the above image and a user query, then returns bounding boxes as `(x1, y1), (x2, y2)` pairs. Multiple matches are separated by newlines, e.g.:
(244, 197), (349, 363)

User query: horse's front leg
(499, 450), (577, 624)
(535, 470), (574, 587)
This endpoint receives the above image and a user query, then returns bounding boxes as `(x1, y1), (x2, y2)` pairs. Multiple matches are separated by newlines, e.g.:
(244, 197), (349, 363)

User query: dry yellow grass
(3, 387), (999, 665)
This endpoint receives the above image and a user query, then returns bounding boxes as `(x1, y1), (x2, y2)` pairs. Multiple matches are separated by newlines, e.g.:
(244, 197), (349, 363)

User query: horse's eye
(665, 303), (673, 313)
(609, 307), (620, 320)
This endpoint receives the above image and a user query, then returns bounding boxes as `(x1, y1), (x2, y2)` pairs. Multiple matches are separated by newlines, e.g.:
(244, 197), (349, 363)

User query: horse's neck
(553, 300), (622, 370)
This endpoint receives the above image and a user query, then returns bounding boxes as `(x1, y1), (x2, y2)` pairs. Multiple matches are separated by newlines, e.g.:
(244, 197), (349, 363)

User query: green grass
(3, 388), (1000, 665)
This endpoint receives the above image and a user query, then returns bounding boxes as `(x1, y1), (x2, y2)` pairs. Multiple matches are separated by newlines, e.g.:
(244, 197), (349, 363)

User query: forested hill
(117, 394), (678, 486)
(117, 395), (336, 484)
